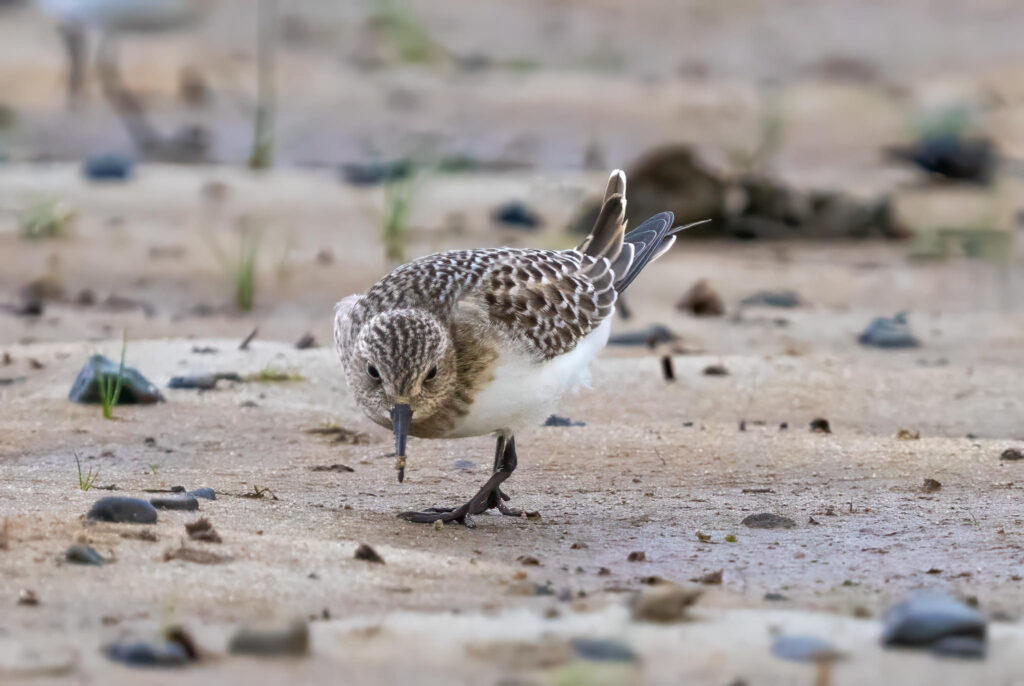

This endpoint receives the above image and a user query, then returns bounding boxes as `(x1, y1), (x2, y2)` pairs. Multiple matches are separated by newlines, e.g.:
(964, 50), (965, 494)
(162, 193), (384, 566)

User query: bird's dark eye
(424, 366), (438, 382)
(366, 364), (380, 380)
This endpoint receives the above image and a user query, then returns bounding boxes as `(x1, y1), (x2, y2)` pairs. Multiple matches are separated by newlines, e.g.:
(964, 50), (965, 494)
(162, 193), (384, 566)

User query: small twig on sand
(239, 327), (259, 350)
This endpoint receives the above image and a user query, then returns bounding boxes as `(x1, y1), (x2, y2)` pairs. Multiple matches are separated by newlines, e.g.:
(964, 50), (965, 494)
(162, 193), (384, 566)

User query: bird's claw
(398, 508), (475, 528)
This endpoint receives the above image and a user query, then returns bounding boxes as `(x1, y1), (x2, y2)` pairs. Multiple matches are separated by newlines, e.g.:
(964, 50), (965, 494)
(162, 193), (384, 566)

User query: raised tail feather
(577, 169), (709, 294)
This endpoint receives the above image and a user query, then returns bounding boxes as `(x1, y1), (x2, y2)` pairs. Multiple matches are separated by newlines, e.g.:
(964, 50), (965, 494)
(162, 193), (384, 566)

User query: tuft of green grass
(99, 331), (127, 420)
(368, 0), (441, 65)
(380, 162), (421, 264)
(725, 534), (737, 543)
(18, 198), (75, 240)
(248, 0), (277, 169)
(246, 364), (304, 383)
(75, 452), (100, 491)
(207, 220), (261, 312)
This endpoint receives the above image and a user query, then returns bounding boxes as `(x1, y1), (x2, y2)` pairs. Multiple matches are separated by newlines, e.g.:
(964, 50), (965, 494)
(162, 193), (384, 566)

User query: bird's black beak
(390, 403), (412, 483)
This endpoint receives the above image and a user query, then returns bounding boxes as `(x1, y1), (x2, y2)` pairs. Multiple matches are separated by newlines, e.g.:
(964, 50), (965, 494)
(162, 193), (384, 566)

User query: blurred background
(4, 4), (1024, 681)
(0, 0), (1021, 357)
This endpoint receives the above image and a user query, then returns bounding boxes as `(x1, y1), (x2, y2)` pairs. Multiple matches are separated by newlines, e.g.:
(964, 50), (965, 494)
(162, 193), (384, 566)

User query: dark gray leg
(398, 434), (537, 527)
(60, 21), (87, 108)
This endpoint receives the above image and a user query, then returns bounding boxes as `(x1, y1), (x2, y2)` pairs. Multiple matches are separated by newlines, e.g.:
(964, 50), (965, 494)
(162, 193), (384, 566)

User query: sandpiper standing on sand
(334, 170), (705, 527)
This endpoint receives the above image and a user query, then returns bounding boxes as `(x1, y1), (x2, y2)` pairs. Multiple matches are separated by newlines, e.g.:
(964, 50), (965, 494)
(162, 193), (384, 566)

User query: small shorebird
(334, 170), (705, 527)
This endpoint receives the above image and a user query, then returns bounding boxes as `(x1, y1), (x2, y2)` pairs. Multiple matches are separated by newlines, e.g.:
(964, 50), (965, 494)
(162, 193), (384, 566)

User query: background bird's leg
(96, 33), (165, 158)
(59, 20), (87, 109)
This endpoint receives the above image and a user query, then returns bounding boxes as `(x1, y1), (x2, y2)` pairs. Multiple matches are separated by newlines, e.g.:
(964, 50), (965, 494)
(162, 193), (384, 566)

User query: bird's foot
(398, 503), (478, 528)
(398, 489), (539, 526)
(491, 488), (540, 518)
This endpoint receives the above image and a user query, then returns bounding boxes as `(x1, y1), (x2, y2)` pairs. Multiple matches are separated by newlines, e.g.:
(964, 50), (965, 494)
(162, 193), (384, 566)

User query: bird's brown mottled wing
(471, 249), (617, 360)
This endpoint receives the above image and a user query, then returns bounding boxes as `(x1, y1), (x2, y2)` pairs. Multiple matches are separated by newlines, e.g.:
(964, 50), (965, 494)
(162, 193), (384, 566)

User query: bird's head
(345, 309), (457, 480)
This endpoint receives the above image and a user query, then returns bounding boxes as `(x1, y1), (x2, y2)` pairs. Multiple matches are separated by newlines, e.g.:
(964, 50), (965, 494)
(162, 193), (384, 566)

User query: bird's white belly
(447, 319), (611, 437)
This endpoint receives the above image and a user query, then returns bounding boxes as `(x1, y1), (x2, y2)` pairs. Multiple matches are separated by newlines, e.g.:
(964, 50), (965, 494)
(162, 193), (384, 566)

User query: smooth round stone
(83, 153), (134, 181)
(150, 497), (199, 511)
(771, 635), (843, 663)
(882, 593), (986, 648)
(186, 488), (216, 501)
(570, 638), (639, 663)
(228, 621), (309, 657)
(104, 640), (189, 667)
(742, 513), (797, 529)
(87, 497), (158, 524)
(68, 355), (164, 405)
(65, 544), (105, 565)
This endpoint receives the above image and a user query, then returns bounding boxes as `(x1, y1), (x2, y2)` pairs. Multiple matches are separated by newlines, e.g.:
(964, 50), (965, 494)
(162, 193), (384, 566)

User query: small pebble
(69, 355), (164, 405)
(627, 551), (647, 562)
(607, 324), (677, 347)
(740, 290), (803, 308)
(354, 543), (384, 564)
(83, 153), (134, 181)
(228, 620), (309, 657)
(544, 415), (586, 427)
(630, 583), (700, 623)
(742, 513), (797, 529)
(771, 635), (844, 663)
(17, 589), (39, 606)
(1000, 448), (1023, 462)
(65, 544), (105, 565)
(676, 279), (724, 316)
(186, 487), (216, 500)
(931, 635), (986, 659)
(858, 312), (920, 348)
(104, 640), (190, 667)
(810, 418), (831, 433)
(150, 497), (199, 511)
(570, 637), (639, 663)
(492, 200), (542, 230)
(87, 497), (158, 524)
(922, 478), (942, 493)
(882, 592), (986, 655)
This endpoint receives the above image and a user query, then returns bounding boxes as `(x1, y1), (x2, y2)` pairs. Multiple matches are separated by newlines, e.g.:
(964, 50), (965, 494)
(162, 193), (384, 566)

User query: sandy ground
(0, 166), (1023, 683)
(1, 0), (1024, 681)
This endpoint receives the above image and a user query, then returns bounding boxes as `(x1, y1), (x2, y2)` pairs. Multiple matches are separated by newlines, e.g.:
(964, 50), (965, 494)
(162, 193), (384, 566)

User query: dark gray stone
(150, 497), (199, 511)
(339, 160), (411, 186)
(882, 593), (986, 652)
(742, 513), (797, 529)
(228, 621), (309, 657)
(886, 135), (996, 185)
(69, 355), (164, 405)
(87, 497), (158, 524)
(858, 312), (920, 348)
(771, 635), (843, 663)
(740, 290), (804, 308)
(931, 636), (986, 659)
(104, 640), (189, 667)
(186, 488), (216, 501)
(168, 372), (242, 390)
(570, 637), (639, 663)
(608, 324), (677, 347)
(65, 544), (105, 565)
(83, 153), (134, 181)
(492, 200), (542, 230)
(544, 415), (586, 427)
